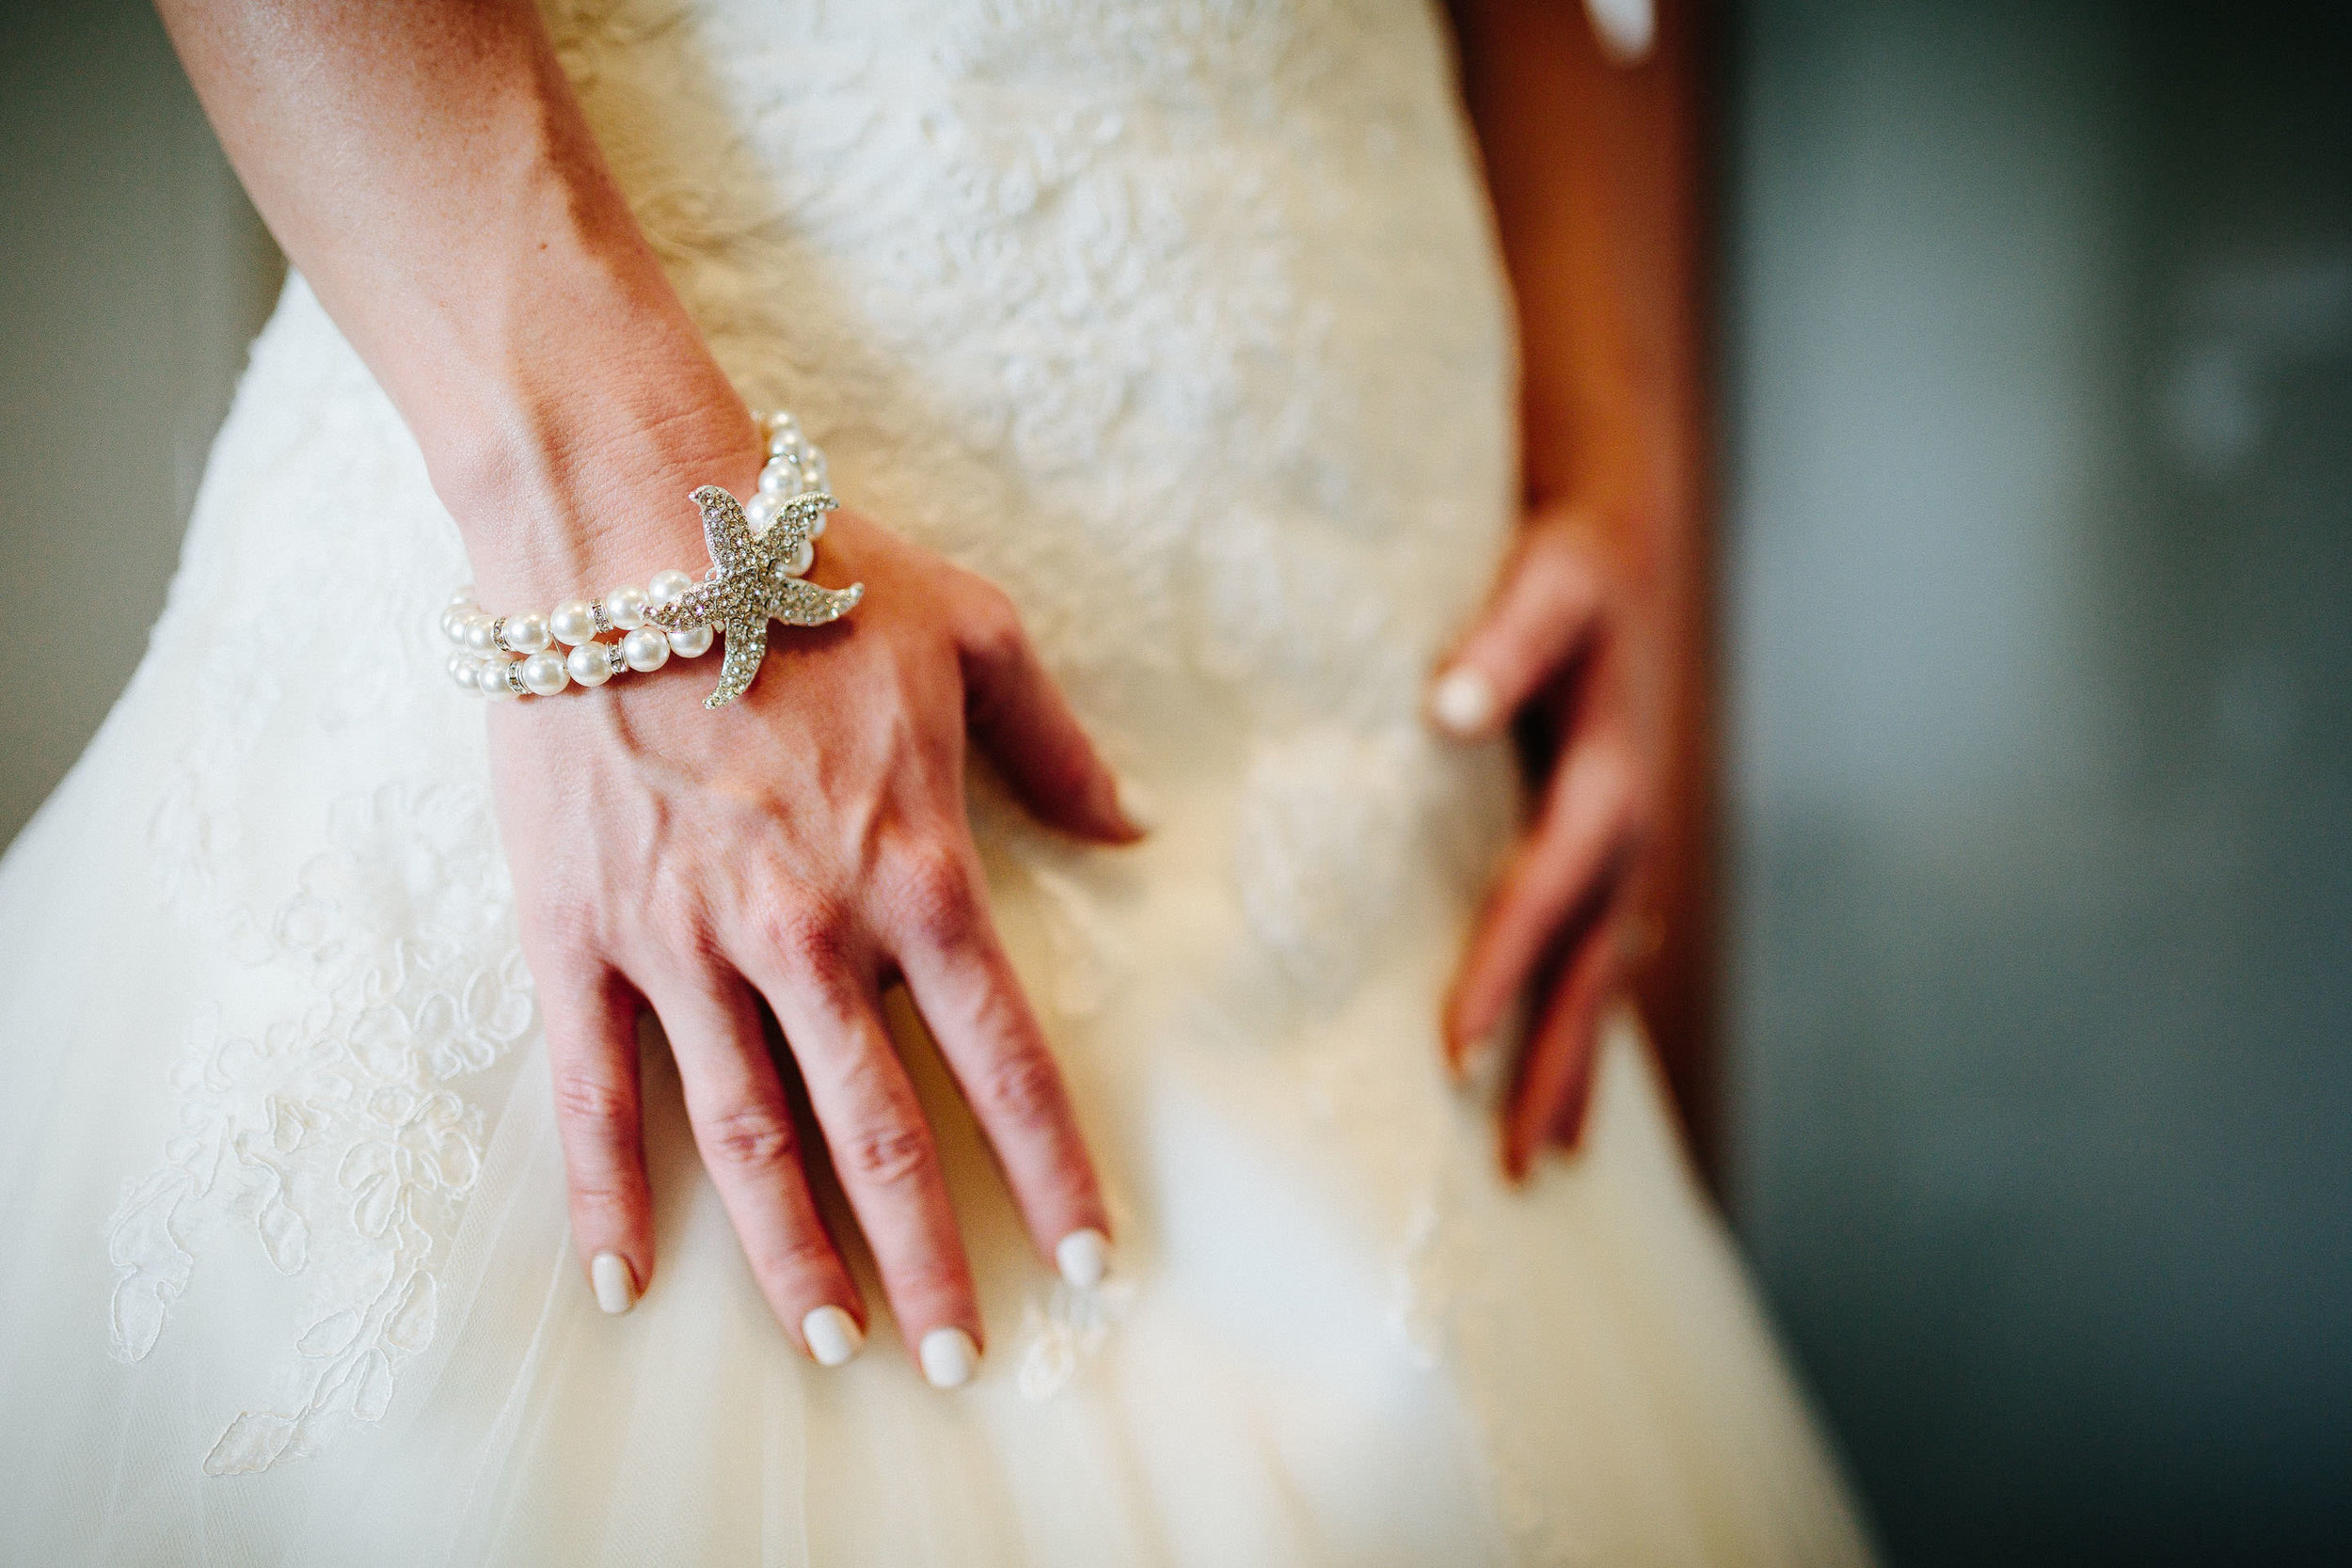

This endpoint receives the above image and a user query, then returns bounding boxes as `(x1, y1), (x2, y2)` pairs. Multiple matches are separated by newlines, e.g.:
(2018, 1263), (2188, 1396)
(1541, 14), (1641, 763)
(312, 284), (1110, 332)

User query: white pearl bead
(803, 446), (829, 490)
(603, 585), (648, 631)
(621, 626), (671, 673)
(757, 459), (799, 499)
(744, 492), (778, 531)
(565, 641), (616, 687)
(441, 607), (472, 643)
(767, 415), (800, 456)
(479, 658), (518, 699)
(550, 599), (598, 646)
(447, 653), (479, 689)
(520, 650), (572, 697)
(646, 568), (695, 609)
(463, 615), (501, 655)
(500, 610), (551, 654)
(449, 585), (477, 608)
(779, 539), (815, 578)
(668, 624), (714, 658)
(808, 511), (826, 539)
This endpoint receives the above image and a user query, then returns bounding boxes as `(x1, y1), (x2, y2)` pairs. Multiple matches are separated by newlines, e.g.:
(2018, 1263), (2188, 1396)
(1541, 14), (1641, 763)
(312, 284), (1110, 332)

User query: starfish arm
(645, 579), (724, 631)
(769, 578), (865, 626)
(766, 493), (838, 558)
(691, 485), (756, 574)
(704, 615), (771, 709)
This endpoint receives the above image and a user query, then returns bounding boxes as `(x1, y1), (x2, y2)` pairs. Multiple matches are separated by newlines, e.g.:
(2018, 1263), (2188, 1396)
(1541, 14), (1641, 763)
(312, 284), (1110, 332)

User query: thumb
(960, 585), (1144, 845)
(1428, 514), (1609, 742)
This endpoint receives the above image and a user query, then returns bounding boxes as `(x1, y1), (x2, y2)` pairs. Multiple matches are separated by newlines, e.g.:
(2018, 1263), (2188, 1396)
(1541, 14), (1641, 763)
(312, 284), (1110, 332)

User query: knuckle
(888, 846), (979, 950)
(567, 1174), (640, 1220)
(844, 1120), (935, 1188)
(631, 911), (727, 990)
(701, 1101), (800, 1172)
(765, 895), (853, 975)
(769, 1231), (842, 1281)
(551, 1067), (636, 1138)
(976, 1048), (1066, 1132)
(639, 887), (713, 953)
(891, 1259), (972, 1309)
(529, 899), (608, 963)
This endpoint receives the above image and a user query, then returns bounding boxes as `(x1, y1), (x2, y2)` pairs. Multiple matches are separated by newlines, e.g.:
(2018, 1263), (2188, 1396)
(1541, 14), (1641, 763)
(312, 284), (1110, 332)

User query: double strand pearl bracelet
(442, 573), (716, 698)
(439, 409), (864, 710)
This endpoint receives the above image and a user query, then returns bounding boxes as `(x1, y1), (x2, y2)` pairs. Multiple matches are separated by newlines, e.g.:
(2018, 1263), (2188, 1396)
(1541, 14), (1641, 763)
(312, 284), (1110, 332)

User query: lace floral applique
(1015, 1275), (1137, 1402)
(110, 782), (532, 1474)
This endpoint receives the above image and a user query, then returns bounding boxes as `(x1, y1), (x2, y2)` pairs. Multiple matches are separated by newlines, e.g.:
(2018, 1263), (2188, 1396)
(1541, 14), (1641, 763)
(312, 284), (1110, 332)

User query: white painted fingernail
(1430, 668), (1498, 737)
(1114, 772), (1159, 834)
(802, 1305), (864, 1367)
(1584, 0), (1658, 63)
(590, 1251), (637, 1316)
(1055, 1227), (1111, 1288)
(918, 1326), (979, 1389)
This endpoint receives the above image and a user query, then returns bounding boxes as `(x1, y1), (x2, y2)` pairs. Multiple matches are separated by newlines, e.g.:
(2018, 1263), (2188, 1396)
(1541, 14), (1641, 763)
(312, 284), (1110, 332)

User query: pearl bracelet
(439, 408), (864, 710)
(441, 573), (716, 699)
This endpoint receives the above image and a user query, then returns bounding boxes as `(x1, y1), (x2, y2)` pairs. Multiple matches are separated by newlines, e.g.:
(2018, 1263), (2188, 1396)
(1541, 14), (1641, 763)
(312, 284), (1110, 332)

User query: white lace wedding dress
(0, 1), (1872, 1562)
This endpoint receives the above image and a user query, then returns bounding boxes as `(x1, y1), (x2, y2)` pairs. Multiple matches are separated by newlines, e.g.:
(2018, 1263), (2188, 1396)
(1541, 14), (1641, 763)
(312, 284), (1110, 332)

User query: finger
(1445, 737), (1644, 1069)
(887, 848), (1112, 1288)
(543, 960), (654, 1315)
(1502, 891), (1629, 1181)
(649, 971), (866, 1367)
(750, 916), (985, 1389)
(1428, 518), (1608, 741)
(959, 581), (1144, 843)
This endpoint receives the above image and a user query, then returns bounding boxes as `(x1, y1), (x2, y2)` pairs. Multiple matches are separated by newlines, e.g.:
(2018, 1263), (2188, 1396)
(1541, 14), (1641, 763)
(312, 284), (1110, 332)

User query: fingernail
(1055, 1227), (1111, 1288)
(918, 1326), (980, 1389)
(1429, 668), (1498, 737)
(590, 1251), (637, 1316)
(802, 1305), (864, 1367)
(1114, 772), (1159, 835)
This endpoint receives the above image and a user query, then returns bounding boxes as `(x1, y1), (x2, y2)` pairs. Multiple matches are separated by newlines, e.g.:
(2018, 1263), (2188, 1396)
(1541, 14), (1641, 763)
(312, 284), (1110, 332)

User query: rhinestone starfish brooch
(644, 485), (864, 708)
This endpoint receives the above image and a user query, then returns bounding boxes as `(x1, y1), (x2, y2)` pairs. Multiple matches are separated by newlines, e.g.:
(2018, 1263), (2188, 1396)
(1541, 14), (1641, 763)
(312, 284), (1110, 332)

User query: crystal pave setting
(648, 485), (863, 708)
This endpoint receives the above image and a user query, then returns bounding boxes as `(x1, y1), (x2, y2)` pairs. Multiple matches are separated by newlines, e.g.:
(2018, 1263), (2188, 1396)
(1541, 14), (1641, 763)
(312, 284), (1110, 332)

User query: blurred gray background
(1724, 0), (2351, 1562)
(2, 1), (2345, 1564)
(0, 0), (279, 841)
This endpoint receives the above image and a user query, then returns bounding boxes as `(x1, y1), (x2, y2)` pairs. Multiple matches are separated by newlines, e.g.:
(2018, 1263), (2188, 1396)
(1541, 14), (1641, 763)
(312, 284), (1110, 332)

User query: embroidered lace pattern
(107, 296), (532, 1471)
(110, 780), (532, 1474)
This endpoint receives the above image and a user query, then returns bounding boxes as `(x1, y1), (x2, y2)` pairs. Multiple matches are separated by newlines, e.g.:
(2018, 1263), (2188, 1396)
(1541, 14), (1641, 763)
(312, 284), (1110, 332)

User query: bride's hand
(482, 459), (1137, 1384)
(162, 0), (1133, 1382)
(1427, 504), (1654, 1180)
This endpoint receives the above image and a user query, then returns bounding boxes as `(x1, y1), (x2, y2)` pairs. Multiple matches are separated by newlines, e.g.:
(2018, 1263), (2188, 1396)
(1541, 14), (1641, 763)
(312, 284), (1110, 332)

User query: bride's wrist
(430, 358), (766, 608)
(442, 405), (857, 707)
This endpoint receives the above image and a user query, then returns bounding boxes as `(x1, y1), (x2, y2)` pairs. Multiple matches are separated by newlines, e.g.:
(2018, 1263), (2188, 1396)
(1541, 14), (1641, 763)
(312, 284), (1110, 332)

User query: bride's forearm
(1452, 0), (1707, 742)
(155, 0), (755, 598)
